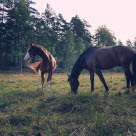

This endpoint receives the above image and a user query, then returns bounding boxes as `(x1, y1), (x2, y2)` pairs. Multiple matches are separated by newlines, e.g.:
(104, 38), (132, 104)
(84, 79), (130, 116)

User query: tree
(63, 30), (75, 71)
(0, 2), (95, 71)
(75, 37), (85, 57)
(0, 0), (35, 70)
(95, 25), (116, 46)
(126, 39), (132, 47)
(117, 40), (123, 46)
(7, 0), (30, 62)
(41, 4), (59, 55)
(134, 37), (136, 47)
(55, 13), (71, 68)
(0, 0), (14, 66)
(70, 15), (92, 48)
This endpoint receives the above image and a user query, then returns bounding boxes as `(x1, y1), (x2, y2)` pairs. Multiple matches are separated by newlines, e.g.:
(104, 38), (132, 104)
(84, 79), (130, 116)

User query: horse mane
(70, 46), (98, 79)
(32, 44), (51, 60)
(70, 48), (88, 78)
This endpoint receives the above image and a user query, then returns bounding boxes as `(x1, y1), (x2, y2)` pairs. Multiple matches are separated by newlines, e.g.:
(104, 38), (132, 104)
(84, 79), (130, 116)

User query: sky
(32, 0), (136, 44)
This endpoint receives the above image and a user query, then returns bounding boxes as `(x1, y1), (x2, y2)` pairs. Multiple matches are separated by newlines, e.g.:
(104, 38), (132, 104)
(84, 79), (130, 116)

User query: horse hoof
(118, 91), (122, 96)
(125, 91), (130, 94)
(125, 88), (130, 94)
(104, 91), (109, 95)
(131, 85), (136, 91)
(72, 92), (77, 95)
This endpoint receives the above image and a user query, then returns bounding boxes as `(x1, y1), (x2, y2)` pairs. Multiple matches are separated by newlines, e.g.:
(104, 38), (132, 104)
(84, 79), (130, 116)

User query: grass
(0, 73), (136, 136)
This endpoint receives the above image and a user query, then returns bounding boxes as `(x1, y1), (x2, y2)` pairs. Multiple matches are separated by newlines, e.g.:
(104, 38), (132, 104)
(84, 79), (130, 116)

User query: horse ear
(67, 73), (70, 77)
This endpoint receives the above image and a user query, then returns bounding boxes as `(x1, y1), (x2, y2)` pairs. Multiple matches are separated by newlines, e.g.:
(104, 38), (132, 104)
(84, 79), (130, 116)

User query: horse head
(24, 44), (37, 62)
(67, 73), (79, 95)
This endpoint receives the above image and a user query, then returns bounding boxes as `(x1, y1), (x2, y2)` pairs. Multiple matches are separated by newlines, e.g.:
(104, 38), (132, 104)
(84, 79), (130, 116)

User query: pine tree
(71, 15), (92, 48)
(75, 37), (85, 58)
(63, 30), (75, 71)
(126, 39), (132, 47)
(117, 40), (123, 46)
(134, 38), (136, 47)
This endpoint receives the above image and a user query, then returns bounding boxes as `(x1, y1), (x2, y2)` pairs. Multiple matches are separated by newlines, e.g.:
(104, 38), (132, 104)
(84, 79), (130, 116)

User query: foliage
(1, 0), (136, 72)
(0, 1), (93, 71)
(117, 39), (123, 46)
(95, 25), (116, 46)
(71, 15), (92, 48)
(126, 39), (132, 46)
(134, 37), (136, 46)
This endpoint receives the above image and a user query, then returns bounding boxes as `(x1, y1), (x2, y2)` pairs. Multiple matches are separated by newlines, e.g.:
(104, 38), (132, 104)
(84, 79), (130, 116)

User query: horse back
(86, 46), (135, 70)
(113, 46), (135, 63)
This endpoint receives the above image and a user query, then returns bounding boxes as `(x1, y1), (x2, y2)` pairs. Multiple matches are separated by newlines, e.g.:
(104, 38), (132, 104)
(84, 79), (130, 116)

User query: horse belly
(100, 63), (119, 70)
(95, 56), (120, 70)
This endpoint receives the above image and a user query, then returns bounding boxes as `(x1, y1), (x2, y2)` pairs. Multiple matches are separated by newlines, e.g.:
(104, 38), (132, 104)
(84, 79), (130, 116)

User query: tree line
(0, 0), (136, 72)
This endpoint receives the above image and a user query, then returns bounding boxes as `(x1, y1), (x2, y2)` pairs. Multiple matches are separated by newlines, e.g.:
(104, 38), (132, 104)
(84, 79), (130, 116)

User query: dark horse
(24, 44), (56, 91)
(67, 45), (136, 94)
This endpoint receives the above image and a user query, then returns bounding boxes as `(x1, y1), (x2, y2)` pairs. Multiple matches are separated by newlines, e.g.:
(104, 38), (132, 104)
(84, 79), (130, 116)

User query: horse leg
(50, 79), (52, 93)
(41, 73), (44, 90)
(47, 71), (53, 93)
(128, 70), (135, 90)
(128, 66), (136, 91)
(94, 69), (109, 93)
(89, 70), (94, 92)
(45, 82), (49, 89)
(122, 67), (134, 93)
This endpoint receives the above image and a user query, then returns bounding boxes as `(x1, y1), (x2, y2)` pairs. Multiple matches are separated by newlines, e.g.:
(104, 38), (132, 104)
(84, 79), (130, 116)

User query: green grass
(0, 73), (136, 136)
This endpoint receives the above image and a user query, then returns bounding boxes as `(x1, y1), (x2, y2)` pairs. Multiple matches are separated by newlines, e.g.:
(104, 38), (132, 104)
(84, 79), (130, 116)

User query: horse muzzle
(71, 89), (77, 95)
(24, 52), (30, 62)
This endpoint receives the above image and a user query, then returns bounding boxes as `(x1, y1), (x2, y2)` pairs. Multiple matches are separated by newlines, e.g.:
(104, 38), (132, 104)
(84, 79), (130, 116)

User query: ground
(0, 73), (136, 136)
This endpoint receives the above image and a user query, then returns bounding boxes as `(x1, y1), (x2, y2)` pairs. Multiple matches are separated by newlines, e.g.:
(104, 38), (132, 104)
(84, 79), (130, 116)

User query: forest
(0, 0), (136, 72)
(0, 1), (136, 135)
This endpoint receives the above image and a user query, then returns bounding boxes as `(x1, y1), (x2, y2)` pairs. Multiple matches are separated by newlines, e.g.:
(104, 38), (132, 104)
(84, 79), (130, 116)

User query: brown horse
(24, 44), (56, 91)
(67, 45), (136, 94)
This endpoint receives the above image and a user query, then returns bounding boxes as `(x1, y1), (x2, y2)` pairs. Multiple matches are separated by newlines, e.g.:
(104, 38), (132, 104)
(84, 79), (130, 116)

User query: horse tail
(132, 53), (136, 83)
(28, 61), (41, 75)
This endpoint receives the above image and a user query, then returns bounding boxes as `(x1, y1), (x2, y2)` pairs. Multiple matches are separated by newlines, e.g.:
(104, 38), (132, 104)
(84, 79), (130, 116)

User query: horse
(24, 44), (56, 92)
(67, 45), (136, 94)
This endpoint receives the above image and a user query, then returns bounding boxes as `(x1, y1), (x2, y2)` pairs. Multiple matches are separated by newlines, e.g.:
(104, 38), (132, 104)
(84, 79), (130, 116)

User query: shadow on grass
(0, 90), (136, 136)
(0, 89), (44, 112)
(9, 115), (32, 126)
(36, 92), (136, 136)
(51, 93), (102, 114)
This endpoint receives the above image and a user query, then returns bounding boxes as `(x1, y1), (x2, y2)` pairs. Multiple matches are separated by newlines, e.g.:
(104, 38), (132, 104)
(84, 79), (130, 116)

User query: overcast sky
(32, 0), (136, 44)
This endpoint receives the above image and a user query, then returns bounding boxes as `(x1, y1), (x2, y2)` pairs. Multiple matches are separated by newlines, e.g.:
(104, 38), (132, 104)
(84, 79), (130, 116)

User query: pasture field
(0, 73), (136, 136)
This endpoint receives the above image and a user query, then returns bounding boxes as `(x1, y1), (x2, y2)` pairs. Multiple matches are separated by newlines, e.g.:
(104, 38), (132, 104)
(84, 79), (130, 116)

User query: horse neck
(36, 46), (49, 61)
(70, 57), (85, 80)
